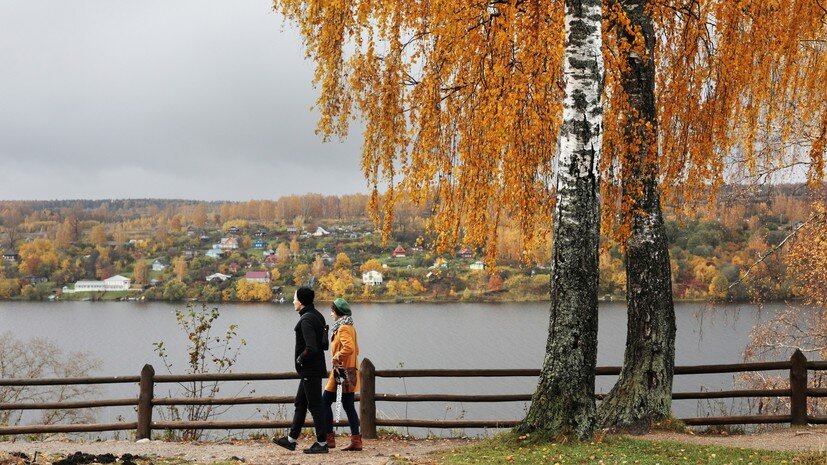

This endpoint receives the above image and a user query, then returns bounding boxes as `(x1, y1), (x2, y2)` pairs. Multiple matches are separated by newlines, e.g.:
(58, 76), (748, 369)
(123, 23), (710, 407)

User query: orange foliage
(274, 0), (826, 259)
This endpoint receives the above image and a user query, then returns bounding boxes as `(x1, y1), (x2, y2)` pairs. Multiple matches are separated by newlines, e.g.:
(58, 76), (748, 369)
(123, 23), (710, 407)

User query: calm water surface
(0, 301), (783, 436)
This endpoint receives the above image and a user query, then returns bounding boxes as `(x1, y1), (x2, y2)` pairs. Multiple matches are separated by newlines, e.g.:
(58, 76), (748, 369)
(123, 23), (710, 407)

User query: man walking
(274, 286), (329, 454)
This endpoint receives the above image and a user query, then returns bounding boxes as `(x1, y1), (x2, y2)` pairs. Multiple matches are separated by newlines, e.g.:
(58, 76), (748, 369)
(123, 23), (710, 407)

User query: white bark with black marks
(518, 0), (603, 440)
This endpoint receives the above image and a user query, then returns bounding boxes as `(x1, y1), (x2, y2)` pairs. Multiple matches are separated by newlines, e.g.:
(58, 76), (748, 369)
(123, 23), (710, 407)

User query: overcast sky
(0, 0), (367, 201)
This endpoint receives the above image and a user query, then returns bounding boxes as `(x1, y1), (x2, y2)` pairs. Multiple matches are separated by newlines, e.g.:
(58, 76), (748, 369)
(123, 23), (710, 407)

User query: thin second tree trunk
(597, 0), (676, 432)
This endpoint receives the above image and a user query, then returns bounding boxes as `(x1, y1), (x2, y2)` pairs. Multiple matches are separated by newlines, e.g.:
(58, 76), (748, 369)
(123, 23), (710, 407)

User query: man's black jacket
(294, 305), (327, 377)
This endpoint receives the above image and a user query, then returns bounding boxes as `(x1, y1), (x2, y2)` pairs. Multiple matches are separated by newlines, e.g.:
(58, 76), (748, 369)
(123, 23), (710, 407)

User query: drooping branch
(728, 211), (825, 289)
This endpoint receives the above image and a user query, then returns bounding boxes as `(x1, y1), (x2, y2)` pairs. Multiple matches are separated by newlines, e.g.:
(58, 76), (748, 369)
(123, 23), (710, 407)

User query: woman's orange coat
(325, 324), (360, 392)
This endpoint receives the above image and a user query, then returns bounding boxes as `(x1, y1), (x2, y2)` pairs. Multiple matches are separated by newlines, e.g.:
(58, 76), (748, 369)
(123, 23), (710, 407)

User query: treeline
(0, 194), (380, 226)
(0, 185), (822, 302)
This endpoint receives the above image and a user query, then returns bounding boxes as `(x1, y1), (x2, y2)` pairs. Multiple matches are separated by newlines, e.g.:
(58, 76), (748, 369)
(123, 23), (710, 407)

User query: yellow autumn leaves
(275, 0), (826, 261)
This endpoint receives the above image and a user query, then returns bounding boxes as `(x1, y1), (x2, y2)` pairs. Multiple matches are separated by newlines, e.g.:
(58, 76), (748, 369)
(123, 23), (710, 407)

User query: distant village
(0, 186), (817, 303)
(0, 212), (514, 303)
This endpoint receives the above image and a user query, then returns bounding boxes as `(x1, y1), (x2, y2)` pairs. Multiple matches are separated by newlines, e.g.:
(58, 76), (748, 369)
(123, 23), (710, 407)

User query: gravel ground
(3, 427), (826, 465)
(0, 437), (472, 465)
(637, 426), (827, 453)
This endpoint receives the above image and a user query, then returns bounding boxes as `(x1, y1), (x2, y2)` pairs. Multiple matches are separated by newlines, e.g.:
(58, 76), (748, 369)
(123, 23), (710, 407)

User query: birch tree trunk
(517, 0), (604, 440)
(597, 0), (676, 432)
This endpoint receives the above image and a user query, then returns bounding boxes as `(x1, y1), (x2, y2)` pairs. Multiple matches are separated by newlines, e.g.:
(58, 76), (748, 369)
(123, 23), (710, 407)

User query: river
(0, 301), (786, 437)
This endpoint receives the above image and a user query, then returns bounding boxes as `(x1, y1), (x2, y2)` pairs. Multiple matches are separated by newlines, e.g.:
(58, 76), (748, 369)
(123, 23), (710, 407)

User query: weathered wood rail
(1, 349), (824, 439)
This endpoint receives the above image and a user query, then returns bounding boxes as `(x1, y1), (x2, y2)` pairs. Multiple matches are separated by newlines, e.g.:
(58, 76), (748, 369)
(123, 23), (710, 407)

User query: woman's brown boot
(342, 434), (362, 451)
(325, 432), (336, 448)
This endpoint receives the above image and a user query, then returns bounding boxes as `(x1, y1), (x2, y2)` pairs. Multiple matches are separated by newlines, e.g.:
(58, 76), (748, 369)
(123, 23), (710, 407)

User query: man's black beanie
(296, 286), (315, 306)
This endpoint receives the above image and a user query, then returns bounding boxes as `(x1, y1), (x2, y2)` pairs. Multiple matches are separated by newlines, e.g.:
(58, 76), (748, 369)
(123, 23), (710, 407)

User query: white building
(152, 260), (167, 271)
(206, 273), (232, 283)
(362, 270), (383, 286)
(71, 275), (132, 292)
(312, 226), (331, 237)
(470, 261), (486, 271)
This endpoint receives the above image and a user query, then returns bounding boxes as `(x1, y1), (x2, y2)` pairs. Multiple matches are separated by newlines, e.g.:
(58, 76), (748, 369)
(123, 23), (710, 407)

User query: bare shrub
(0, 332), (100, 437)
(739, 205), (827, 419)
(153, 302), (248, 441)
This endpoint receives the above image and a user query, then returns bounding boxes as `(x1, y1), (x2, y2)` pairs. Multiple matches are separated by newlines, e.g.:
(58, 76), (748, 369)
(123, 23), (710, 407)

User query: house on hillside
(220, 237), (239, 250)
(205, 248), (223, 259)
(264, 254), (279, 267)
(392, 245), (407, 258)
(255, 228), (268, 238)
(458, 248), (474, 259)
(228, 263), (241, 274)
(321, 252), (333, 265)
(3, 250), (19, 262)
(23, 275), (48, 285)
(71, 275), (132, 292)
(287, 226), (298, 234)
(228, 226), (240, 234)
(313, 226), (331, 237)
(362, 270), (383, 286)
(253, 240), (268, 249)
(245, 271), (270, 283)
(152, 260), (167, 271)
(206, 273), (231, 283)
(470, 261), (486, 271)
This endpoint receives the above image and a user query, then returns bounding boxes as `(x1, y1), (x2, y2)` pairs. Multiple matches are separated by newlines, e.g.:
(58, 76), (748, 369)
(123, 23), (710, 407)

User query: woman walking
(322, 297), (362, 451)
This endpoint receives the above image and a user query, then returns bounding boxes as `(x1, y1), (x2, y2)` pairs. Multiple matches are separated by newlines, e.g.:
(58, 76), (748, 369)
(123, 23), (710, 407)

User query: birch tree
(599, 0), (826, 431)
(272, 0), (826, 437)
(516, 0), (604, 439)
(597, 0), (675, 431)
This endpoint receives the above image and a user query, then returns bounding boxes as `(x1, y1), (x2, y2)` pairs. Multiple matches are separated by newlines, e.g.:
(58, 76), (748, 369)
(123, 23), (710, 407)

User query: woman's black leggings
(322, 389), (360, 435)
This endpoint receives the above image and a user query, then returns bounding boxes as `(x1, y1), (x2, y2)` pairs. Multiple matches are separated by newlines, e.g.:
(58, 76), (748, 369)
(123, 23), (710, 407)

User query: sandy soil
(637, 426), (827, 453)
(0, 437), (472, 465)
(3, 427), (826, 465)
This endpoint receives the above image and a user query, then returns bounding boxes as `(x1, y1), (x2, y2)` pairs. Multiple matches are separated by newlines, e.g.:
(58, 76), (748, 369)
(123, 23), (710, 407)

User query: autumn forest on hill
(0, 183), (821, 303)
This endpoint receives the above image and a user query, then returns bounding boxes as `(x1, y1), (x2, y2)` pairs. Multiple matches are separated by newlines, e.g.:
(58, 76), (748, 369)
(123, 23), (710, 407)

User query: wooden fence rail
(0, 349), (822, 439)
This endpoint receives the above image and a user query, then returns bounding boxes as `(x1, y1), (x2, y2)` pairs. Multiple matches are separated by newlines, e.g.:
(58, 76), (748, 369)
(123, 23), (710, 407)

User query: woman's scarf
(331, 315), (354, 337)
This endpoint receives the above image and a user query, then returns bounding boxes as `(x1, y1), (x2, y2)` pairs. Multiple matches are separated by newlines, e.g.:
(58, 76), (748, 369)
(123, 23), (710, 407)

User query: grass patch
(435, 433), (825, 464)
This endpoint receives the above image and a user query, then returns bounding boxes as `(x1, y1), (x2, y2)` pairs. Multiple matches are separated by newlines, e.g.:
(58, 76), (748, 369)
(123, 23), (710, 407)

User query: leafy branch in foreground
(153, 302), (248, 441)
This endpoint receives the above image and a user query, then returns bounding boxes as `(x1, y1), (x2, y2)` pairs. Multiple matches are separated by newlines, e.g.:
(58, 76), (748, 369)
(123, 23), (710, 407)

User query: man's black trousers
(289, 376), (326, 443)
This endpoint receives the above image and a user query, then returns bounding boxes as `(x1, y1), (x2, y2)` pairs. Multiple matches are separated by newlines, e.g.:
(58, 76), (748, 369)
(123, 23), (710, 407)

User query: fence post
(137, 364), (155, 439)
(790, 349), (808, 426)
(359, 358), (377, 439)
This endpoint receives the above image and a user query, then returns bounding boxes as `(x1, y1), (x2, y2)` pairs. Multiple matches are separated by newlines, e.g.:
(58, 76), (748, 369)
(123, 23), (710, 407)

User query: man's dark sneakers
(303, 442), (329, 454)
(273, 436), (296, 451)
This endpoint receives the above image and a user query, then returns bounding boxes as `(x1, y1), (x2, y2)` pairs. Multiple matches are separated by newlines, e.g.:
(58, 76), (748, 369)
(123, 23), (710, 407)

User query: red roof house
(392, 244), (407, 258)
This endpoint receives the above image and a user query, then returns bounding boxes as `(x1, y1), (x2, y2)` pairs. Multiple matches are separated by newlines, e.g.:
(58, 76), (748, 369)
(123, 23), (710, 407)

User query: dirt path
(4, 427), (826, 465)
(0, 437), (472, 465)
(636, 426), (827, 453)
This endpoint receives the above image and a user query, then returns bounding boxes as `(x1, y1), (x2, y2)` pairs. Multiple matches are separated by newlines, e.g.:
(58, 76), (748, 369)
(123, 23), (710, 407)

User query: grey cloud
(0, 0), (365, 200)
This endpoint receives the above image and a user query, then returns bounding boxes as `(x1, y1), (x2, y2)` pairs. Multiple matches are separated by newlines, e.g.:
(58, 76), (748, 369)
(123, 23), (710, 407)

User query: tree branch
(728, 211), (824, 289)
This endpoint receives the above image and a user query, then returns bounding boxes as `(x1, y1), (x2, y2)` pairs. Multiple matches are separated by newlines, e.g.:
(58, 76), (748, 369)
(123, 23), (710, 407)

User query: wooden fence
(1, 349), (825, 439)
